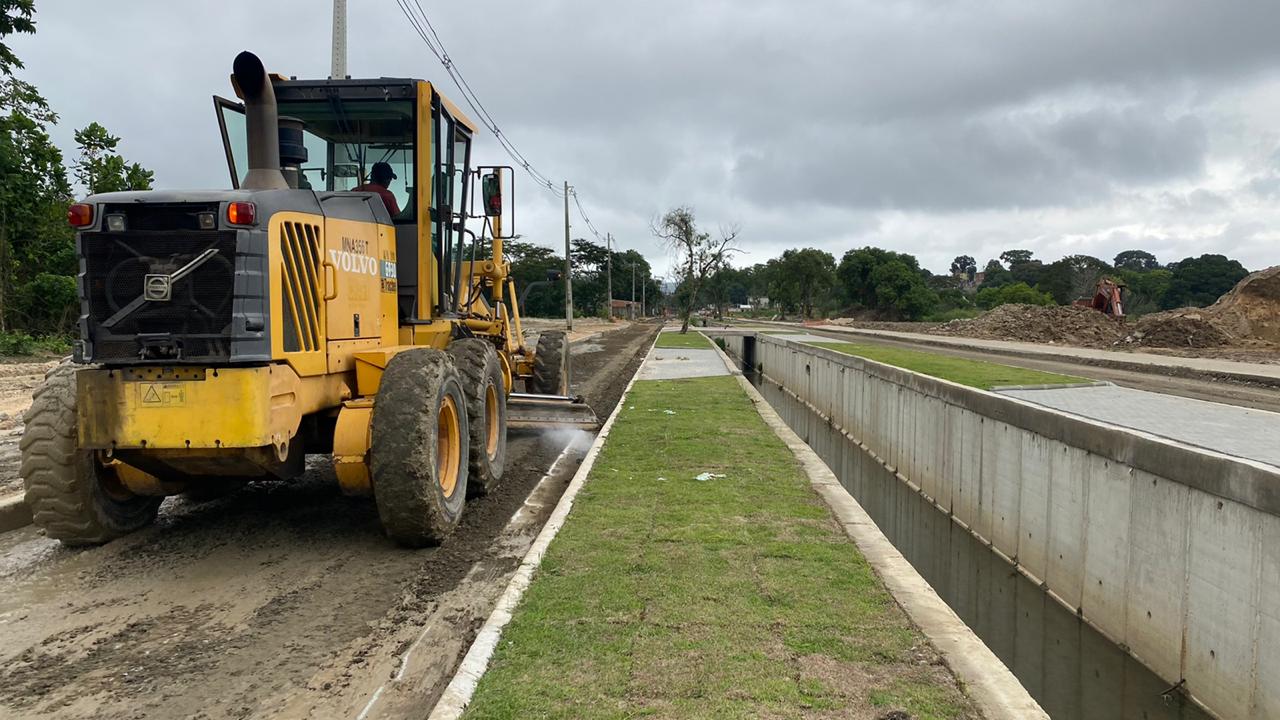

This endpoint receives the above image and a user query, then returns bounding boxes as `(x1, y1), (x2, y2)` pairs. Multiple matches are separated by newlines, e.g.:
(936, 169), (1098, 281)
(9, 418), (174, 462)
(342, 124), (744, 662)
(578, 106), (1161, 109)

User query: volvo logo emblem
(144, 274), (172, 301)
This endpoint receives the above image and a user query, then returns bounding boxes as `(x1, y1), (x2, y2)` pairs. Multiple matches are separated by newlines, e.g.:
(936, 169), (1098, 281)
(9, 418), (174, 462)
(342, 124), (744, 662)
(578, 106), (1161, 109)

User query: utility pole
(605, 233), (613, 320)
(631, 262), (636, 320)
(563, 181), (573, 330)
(330, 0), (348, 79)
(641, 274), (646, 318)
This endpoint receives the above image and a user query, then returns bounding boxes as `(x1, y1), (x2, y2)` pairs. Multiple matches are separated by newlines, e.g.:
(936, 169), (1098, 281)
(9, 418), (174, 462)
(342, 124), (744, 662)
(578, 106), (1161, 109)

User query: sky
(10, 0), (1280, 279)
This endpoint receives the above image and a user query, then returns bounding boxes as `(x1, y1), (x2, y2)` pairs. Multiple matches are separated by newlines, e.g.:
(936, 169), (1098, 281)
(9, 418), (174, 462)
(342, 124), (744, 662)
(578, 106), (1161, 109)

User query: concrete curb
(0, 492), (31, 534)
(426, 331), (660, 720)
(707, 340), (1049, 720)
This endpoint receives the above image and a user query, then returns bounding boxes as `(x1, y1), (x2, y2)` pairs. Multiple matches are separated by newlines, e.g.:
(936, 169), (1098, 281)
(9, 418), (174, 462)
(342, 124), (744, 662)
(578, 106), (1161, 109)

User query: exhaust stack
(231, 51), (288, 191)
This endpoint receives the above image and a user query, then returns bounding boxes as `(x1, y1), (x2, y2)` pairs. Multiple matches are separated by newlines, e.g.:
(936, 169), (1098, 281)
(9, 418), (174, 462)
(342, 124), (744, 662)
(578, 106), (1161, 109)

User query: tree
(652, 207), (739, 333)
(505, 240), (565, 318)
(767, 248), (835, 319)
(975, 281), (1055, 310)
(978, 258), (1014, 290)
(1115, 267), (1171, 315)
(837, 247), (937, 320)
(1113, 249), (1160, 272)
(72, 122), (154, 195)
(0, 0), (34, 76)
(1161, 254), (1248, 309)
(949, 254), (976, 280)
(998, 249), (1031, 268)
(1035, 254), (1112, 304)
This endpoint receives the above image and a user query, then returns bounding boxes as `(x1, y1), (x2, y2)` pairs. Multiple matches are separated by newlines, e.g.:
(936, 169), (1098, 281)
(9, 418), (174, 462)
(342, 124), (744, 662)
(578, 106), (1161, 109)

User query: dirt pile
(1128, 266), (1280, 348)
(931, 303), (1125, 346)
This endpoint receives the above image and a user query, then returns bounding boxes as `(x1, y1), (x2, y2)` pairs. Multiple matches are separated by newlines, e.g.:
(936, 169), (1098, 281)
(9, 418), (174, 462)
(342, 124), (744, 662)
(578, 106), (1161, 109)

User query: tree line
(504, 237), (661, 320)
(0, 0), (153, 346)
(701, 245), (1251, 322)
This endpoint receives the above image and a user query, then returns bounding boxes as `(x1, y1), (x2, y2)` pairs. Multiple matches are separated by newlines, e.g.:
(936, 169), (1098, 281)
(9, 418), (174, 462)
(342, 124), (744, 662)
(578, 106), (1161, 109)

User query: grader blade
(507, 392), (600, 430)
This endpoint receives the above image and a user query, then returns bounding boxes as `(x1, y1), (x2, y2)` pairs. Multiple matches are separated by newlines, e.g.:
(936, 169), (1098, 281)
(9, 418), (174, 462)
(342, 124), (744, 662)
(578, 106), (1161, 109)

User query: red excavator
(1075, 277), (1125, 317)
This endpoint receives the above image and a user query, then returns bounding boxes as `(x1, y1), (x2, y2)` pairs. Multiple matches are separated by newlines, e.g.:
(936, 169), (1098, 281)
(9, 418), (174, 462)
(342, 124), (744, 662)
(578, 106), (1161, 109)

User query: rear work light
(226, 201), (257, 226)
(67, 203), (94, 228)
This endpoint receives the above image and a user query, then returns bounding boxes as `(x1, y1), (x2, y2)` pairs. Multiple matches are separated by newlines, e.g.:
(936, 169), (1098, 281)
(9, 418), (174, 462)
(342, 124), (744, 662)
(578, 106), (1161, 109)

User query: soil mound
(1127, 311), (1233, 348)
(1202, 265), (1280, 344)
(931, 304), (1124, 346)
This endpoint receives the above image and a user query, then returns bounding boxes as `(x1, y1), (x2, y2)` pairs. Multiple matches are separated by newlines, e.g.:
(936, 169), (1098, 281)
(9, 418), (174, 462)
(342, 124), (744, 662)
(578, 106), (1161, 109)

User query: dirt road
(0, 322), (657, 720)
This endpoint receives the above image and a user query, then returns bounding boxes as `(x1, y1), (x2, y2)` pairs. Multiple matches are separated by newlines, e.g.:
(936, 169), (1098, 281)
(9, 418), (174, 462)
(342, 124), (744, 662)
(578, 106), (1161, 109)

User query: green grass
(654, 331), (713, 349)
(463, 376), (976, 719)
(810, 341), (1090, 390)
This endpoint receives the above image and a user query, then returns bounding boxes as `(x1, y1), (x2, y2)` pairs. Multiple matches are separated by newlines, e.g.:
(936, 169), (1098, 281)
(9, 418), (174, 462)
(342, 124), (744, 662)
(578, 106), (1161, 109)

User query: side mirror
(482, 173), (501, 217)
(476, 165), (515, 238)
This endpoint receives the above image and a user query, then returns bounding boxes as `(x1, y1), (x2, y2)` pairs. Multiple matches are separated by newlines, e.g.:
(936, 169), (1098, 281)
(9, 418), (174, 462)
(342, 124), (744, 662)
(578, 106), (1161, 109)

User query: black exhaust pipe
(232, 51), (288, 190)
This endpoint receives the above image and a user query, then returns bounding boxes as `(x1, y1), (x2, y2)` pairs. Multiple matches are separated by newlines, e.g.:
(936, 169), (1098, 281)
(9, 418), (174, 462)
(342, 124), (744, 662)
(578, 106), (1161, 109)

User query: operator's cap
(371, 161), (397, 182)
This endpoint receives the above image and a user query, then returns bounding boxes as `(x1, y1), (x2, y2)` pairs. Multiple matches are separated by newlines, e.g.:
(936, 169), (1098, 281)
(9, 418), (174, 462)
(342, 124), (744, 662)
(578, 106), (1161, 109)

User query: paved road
(0, 322), (658, 720)
(999, 384), (1280, 468)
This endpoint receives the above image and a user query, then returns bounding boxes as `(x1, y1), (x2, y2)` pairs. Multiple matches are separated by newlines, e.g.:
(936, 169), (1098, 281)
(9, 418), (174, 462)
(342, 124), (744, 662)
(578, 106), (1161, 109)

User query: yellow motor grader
(19, 51), (594, 547)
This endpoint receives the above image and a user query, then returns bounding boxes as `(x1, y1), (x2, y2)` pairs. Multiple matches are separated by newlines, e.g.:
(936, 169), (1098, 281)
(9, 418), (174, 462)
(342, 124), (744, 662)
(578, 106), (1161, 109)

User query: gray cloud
(10, 0), (1280, 276)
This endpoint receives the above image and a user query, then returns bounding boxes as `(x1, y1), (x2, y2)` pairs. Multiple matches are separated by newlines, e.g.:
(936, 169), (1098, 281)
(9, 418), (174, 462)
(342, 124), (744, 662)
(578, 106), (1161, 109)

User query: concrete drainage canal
(722, 333), (1221, 720)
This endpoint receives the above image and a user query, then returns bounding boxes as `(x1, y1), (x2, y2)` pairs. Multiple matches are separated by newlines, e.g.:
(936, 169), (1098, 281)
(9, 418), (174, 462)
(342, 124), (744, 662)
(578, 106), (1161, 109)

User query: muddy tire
(446, 339), (507, 497)
(530, 330), (569, 395)
(370, 348), (469, 547)
(19, 362), (161, 546)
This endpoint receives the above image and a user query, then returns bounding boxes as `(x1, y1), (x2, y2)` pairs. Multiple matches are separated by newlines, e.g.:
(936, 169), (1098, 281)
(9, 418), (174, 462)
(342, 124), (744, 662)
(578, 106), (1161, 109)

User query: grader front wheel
(370, 348), (470, 547)
(447, 339), (507, 497)
(19, 362), (161, 545)
(530, 330), (569, 395)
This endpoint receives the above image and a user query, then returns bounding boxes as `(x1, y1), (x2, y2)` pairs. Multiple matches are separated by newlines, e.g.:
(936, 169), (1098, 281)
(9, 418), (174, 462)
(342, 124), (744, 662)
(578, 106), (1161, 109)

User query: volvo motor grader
(19, 51), (594, 547)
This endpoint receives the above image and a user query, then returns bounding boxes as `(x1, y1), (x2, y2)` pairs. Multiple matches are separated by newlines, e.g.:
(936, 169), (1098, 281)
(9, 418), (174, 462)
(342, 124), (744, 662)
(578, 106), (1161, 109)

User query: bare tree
(652, 207), (740, 333)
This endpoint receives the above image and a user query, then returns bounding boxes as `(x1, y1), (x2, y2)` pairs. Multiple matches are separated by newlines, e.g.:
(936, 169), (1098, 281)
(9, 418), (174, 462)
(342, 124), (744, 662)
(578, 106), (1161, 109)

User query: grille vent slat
(280, 221), (322, 353)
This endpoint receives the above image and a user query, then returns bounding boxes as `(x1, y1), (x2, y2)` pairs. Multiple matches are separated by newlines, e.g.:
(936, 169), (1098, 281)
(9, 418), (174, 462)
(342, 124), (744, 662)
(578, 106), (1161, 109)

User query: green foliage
(923, 307), (982, 322)
(0, 328), (66, 355)
(999, 249), (1033, 267)
(1115, 267), (1172, 315)
(767, 247), (835, 318)
(974, 281), (1054, 310)
(72, 122), (154, 194)
(948, 254), (976, 279)
(0, 0), (35, 76)
(837, 247), (937, 320)
(1161, 254), (1248, 309)
(1113, 249), (1160, 272)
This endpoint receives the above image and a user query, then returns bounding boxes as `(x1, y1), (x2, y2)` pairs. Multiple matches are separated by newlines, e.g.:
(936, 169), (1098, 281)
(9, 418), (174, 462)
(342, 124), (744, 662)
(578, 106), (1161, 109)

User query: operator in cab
(353, 161), (401, 215)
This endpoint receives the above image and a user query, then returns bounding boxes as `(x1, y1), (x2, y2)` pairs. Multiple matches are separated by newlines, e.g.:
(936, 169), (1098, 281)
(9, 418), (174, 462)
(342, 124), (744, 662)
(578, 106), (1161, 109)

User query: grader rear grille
(279, 221), (323, 353)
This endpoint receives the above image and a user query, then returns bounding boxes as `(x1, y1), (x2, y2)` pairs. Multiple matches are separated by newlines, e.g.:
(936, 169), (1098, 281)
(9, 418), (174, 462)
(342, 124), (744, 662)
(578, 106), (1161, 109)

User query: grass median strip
(809, 341), (1089, 390)
(654, 331), (713, 349)
(463, 375), (977, 719)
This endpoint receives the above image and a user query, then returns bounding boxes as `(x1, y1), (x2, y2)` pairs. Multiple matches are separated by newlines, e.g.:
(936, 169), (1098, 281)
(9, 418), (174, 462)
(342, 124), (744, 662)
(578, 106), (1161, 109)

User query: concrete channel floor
(999, 383), (1280, 468)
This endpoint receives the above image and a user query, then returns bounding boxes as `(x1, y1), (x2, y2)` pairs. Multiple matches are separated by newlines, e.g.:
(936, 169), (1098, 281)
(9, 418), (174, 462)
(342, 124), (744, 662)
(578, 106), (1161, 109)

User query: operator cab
(215, 78), (478, 322)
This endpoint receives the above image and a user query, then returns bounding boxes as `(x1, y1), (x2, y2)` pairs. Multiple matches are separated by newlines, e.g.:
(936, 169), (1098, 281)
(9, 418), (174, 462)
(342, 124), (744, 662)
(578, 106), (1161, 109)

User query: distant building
(610, 299), (640, 319)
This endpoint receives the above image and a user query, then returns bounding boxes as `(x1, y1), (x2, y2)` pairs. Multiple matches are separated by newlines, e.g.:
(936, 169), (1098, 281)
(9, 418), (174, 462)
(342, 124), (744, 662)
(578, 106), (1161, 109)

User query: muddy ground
(0, 321), (657, 720)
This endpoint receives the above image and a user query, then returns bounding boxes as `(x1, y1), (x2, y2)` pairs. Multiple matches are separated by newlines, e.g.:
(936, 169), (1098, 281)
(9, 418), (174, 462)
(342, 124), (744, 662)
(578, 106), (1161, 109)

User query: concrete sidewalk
(790, 323), (1280, 385)
(443, 332), (1041, 719)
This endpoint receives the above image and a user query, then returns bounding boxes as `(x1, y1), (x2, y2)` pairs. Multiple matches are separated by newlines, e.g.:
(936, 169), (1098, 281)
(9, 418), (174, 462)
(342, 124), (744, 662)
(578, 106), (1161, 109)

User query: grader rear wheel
(447, 339), (507, 497)
(19, 362), (161, 546)
(370, 348), (469, 547)
(530, 330), (569, 395)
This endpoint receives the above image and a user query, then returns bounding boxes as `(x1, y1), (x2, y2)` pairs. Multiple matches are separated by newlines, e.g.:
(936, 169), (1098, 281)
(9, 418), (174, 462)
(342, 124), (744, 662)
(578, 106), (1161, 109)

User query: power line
(571, 189), (605, 242)
(394, 0), (564, 197)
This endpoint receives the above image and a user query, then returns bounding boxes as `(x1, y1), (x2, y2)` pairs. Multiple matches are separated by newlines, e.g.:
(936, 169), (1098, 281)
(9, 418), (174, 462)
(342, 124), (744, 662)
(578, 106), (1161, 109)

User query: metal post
(330, 0), (347, 79)
(563, 181), (573, 331)
(605, 233), (613, 320)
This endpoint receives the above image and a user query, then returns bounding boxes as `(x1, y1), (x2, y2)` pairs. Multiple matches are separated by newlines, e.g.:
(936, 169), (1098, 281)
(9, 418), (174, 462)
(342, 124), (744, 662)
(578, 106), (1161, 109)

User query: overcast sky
(12, 1), (1280, 278)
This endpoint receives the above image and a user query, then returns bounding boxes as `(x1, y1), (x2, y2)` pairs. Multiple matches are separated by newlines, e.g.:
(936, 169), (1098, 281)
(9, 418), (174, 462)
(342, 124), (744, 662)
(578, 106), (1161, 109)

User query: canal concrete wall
(721, 333), (1278, 720)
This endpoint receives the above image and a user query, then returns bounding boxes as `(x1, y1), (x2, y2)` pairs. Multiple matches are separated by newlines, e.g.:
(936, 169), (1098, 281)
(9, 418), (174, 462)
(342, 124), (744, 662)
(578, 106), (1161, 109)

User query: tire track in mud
(0, 322), (658, 719)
